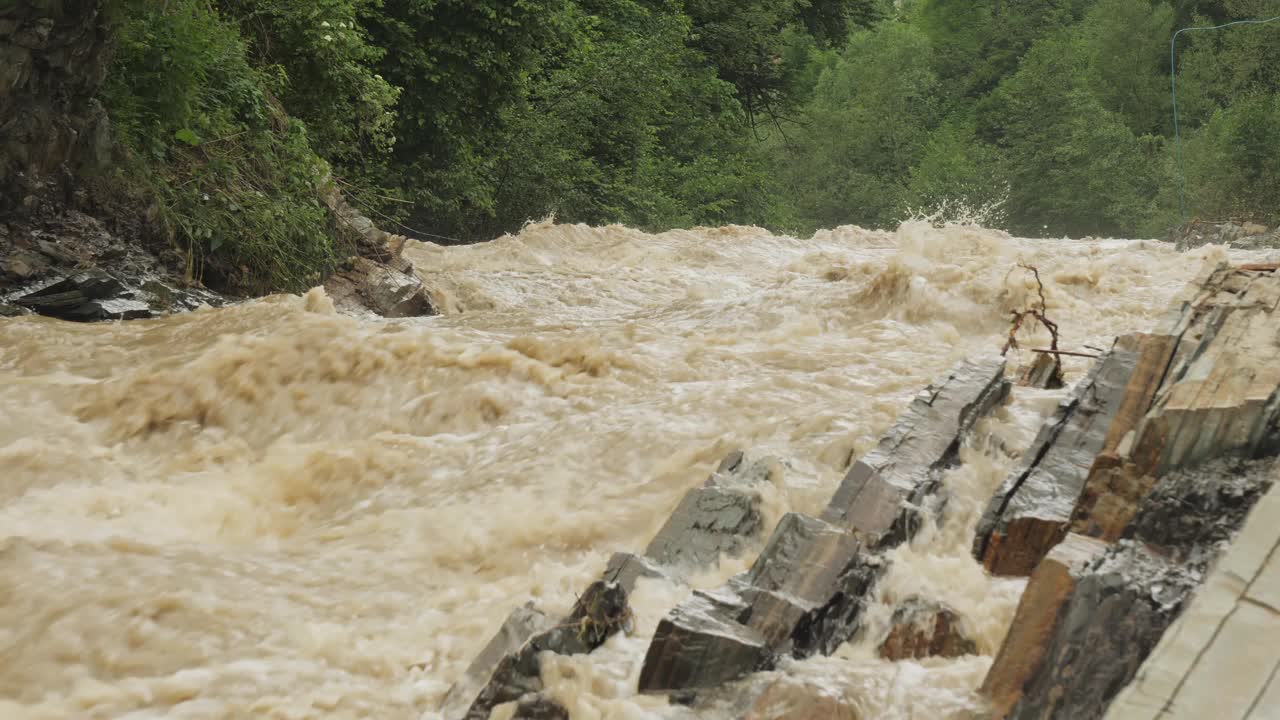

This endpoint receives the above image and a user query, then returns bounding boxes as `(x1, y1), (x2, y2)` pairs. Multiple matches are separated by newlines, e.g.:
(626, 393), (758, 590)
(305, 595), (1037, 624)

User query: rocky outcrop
(877, 597), (976, 661)
(1173, 220), (1279, 251)
(979, 263), (1280, 719)
(973, 334), (1159, 576)
(1104, 479), (1280, 720)
(981, 532), (1110, 718)
(644, 451), (770, 572)
(318, 175), (437, 318)
(638, 357), (1008, 694)
(1071, 264), (1280, 539)
(1, 0), (112, 213)
(993, 459), (1275, 720)
(462, 580), (630, 720)
(444, 452), (777, 720)
(0, 3), (435, 321)
(822, 356), (1011, 547)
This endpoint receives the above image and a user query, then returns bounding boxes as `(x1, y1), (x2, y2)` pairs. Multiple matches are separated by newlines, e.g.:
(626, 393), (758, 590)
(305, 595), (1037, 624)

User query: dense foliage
(97, 0), (1280, 289)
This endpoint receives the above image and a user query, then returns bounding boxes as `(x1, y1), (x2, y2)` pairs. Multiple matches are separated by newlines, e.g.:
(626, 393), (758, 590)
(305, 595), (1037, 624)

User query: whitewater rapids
(0, 220), (1266, 719)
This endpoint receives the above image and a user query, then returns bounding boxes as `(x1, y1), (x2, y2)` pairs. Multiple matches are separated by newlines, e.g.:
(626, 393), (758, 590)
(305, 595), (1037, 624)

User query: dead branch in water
(1003, 263), (1061, 358)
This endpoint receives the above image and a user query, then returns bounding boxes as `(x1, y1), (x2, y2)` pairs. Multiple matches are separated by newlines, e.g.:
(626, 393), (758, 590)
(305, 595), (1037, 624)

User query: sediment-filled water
(0, 220), (1265, 719)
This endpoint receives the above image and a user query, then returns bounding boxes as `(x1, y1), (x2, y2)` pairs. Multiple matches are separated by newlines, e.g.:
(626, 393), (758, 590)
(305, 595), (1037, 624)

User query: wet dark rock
(14, 269), (152, 320)
(1016, 353), (1063, 389)
(510, 694), (569, 720)
(743, 512), (876, 658)
(643, 454), (773, 572)
(997, 459), (1276, 720)
(637, 358), (1007, 697)
(8, 268), (224, 321)
(463, 581), (631, 720)
(644, 487), (763, 570)
(637, 511), (882, 694)
(638, 593), (772, 693)
(450, 451), (773, 717)
(877, 597), (976, 661)
(973, 338), (1146, 575)
(823, 356), (1009, 548)
(439, 603), (554, 719)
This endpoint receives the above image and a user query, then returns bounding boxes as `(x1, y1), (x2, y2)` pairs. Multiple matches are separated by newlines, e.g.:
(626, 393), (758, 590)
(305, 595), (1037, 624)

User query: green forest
(99, 0), (1280, 290)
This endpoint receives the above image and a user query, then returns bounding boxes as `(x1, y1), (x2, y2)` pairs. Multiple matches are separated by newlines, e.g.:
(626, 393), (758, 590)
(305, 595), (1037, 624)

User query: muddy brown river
(0, 220), (1264, 718)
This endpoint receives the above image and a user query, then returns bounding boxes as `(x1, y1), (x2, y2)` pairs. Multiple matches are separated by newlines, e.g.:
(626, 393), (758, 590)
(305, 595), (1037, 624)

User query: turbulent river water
(0, 220), (1268, 719)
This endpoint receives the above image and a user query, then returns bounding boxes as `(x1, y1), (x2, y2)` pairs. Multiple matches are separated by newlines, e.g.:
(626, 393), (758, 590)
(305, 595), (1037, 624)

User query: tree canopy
(96, 0), (1280, 289)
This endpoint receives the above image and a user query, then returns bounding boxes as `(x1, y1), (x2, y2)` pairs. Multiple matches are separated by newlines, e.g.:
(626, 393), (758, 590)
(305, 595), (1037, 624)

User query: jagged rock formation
(1173, 220), (1279, 251)
(877, 597), (977, 661)
(432, 263), (1280, 720)
(1, 0), (112, 213)
(822, 357), (1011, 548)
(442, 452), (778, 720)
(637, 357), (1009, 694)
(319, 176), (437, 318)
(979, 263), (1280, 719)
(1105, 479), (1280, 720)
(993, 459), (1275, 720)
(974, 335), (1148, 575)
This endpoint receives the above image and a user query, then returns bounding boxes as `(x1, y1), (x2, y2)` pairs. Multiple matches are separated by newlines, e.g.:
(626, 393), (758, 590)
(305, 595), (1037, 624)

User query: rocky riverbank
(1, 1), (435, 322)
(445, 260), (1280, 719)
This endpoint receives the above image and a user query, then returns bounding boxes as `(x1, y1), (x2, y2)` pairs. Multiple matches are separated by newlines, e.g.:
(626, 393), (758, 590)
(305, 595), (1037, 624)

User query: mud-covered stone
(744, 679), (859, 720)
(877, 597), (976, 661)
(823, 356), (1009, 547)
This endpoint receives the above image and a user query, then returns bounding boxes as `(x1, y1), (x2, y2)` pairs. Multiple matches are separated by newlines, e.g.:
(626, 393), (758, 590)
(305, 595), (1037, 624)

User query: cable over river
(0, 220), (1269, 718)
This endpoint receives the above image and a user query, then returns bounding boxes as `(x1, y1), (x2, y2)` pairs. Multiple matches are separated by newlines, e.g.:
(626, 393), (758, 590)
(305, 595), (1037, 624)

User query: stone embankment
(449, 261), (1280, 719)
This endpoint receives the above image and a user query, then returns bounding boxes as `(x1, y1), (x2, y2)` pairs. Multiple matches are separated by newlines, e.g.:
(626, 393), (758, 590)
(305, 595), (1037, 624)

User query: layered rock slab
(1104, 479), (1280, 720)
(823, 356), (1010, 548)
(984, 459), (1276, 720)
(640, 357), (1008, 693)
(444, 452), (776, 719)
(1073, 266), (1280, 541)
(974, 334), (1169, 576)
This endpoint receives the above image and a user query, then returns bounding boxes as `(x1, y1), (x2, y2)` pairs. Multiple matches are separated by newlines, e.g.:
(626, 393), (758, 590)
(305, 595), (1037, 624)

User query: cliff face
(1, 0), (113, 215)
